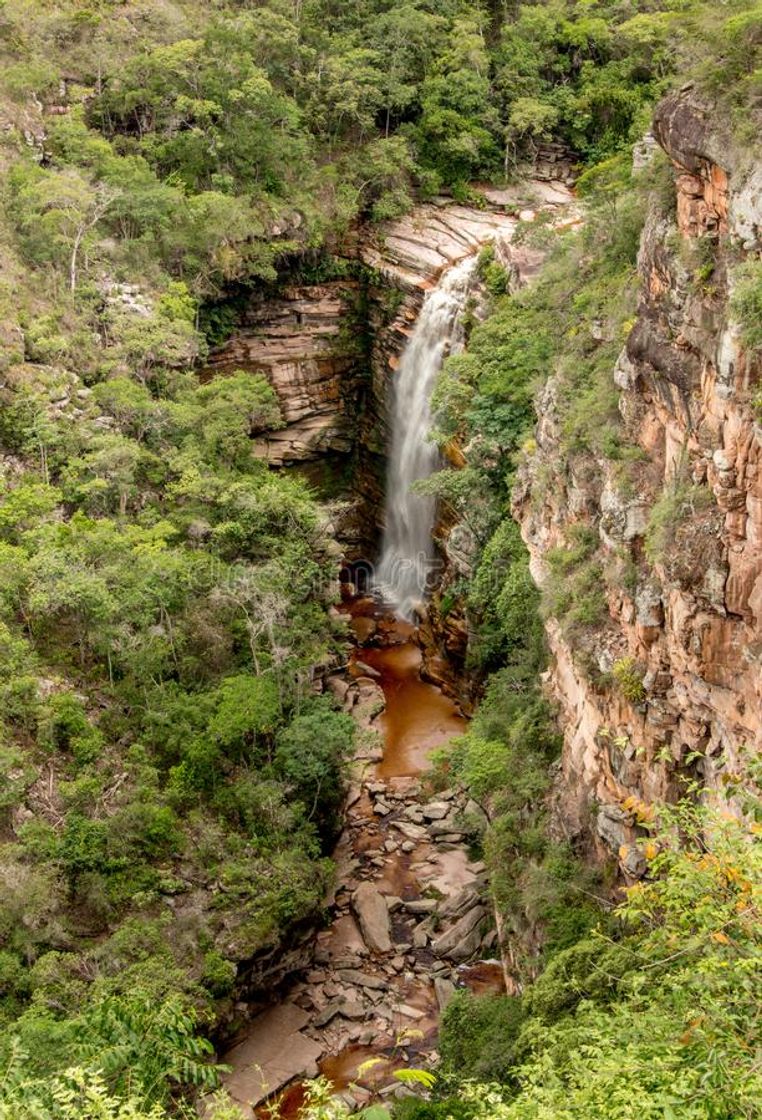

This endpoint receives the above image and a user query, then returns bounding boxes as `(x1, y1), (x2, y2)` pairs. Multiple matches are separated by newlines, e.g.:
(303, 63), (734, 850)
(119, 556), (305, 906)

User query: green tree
(274, 699), (355, 831)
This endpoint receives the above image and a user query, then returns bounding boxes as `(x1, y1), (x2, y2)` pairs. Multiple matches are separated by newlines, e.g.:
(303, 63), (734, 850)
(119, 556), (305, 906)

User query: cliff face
(515, 92), (761, 876)
(204, 282), (364, 466)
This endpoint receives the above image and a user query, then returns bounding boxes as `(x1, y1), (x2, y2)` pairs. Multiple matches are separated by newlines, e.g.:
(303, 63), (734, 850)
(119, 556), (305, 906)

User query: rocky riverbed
(219, 596), (503, 1116)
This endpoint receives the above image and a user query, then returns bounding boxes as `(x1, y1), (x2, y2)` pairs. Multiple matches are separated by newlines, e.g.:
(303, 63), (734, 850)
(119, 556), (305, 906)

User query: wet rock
(221, 1004), (323, 1110)
(355, 659), (381, 678)
(352, 882), (392, 953)
(351, 617), (378, 644)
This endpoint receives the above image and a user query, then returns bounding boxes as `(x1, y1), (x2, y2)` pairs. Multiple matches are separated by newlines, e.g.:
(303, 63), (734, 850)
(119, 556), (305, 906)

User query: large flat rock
(222, 1003), (324, 1114)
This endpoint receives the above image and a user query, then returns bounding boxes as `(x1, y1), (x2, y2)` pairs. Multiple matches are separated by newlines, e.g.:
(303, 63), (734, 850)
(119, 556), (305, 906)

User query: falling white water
(375, 255), (477, 620)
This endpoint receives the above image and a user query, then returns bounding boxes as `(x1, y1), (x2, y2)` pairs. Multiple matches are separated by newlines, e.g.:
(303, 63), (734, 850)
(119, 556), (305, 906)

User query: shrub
(440, 992), (525, 1083)
(611, 655), (645, 702)
(644, 482), (715, 565)
(731, 259), (762, 350)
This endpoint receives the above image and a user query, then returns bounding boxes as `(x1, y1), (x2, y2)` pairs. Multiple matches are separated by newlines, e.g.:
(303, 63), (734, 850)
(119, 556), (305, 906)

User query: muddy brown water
(356, 638), (467, 780)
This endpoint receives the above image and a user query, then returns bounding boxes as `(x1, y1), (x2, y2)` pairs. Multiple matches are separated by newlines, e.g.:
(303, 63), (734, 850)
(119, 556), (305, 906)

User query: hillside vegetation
(0, 0), (760, 1118)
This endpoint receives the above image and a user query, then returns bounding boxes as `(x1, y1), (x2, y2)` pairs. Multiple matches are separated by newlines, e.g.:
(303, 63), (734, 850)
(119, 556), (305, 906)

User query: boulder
(337, 969), (387, 991)
(432, 906), (486, 959)
(352, 883), (392, 953)
(421, 801), (451, 820)
(434, 977), (456, 1012)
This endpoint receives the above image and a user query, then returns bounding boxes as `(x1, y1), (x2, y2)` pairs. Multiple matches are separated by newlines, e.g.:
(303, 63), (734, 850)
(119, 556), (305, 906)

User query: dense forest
(0, 0), (760, 1118)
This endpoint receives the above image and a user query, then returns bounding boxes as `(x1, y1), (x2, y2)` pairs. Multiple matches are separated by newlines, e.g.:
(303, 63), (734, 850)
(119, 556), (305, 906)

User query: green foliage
(440, 993), (525, 1084)
(273, 699), (355, 835)
(611, 656), (645, 702)
(731, 259), (762, 349)
(208, 674), (282, 758)
(644, 482), (715, 565)
(437, 803), (762, 1120)
(0, 989), (219, 1110)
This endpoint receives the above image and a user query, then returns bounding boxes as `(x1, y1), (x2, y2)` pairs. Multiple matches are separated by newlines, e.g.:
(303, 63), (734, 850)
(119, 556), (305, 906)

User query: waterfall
(375, 255), (477, 620)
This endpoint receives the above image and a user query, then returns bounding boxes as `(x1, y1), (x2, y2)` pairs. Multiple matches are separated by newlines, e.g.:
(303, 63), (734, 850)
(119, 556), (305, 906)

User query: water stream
(375, 256), (477, 619)
(220, 255), (503, 1118)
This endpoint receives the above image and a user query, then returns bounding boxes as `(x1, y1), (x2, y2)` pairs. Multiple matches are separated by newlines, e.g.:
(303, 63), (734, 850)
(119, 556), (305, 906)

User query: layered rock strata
(204, 281), (362, 465)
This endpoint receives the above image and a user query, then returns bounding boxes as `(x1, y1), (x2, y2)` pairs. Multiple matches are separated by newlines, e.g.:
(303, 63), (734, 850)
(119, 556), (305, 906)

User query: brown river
(220, 594), (504, 1117)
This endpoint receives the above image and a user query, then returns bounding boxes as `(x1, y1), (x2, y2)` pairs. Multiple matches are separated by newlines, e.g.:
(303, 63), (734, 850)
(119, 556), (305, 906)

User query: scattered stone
(440, 884), (480, 919)
(339, 1000), (366, 1021)
(326, 676), (350, 703)
(373, 800), (392, 816)
(391, 956), (405, 972)
(400, 840), (416, 853)
(392, 821), (426, 841)
(404, 898), (438, 914)
(421, 802), (450, 820)
(412, 923), (429, 949)
(430, 821), (458, 837)
(404, 805), (425, 823)
(313, 999), (345, 1027)
(337, 969), (387, 991)
(464, 799), (489, 827)
(397, 1004), (425, 1020)
(345, 785), (362, 809)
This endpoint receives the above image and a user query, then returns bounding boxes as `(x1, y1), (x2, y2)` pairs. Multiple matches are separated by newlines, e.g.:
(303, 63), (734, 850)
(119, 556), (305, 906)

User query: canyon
(206, 86), (760, 1115)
